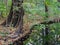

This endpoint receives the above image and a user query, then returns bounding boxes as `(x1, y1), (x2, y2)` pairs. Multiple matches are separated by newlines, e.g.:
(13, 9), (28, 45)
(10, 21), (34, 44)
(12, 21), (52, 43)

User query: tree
(1, 0), (24, 27)
(0, 0), (30, 45)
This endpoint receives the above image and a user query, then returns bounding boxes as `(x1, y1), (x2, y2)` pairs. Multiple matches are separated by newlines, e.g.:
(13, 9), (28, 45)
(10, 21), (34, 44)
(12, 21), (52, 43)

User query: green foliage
(23, 0), (60, 45)
(46, 0), (60, 16)
(24, 24), (45, 45)
(0, 0), (11, 17)
(23, 0), (45, 16)
(0, 0), (60, 45)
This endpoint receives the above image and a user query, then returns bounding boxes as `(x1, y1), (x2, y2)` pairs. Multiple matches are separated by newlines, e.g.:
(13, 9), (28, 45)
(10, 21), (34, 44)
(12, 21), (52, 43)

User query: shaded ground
(0, 14), (44, 45)
(0, 15), (31, 45)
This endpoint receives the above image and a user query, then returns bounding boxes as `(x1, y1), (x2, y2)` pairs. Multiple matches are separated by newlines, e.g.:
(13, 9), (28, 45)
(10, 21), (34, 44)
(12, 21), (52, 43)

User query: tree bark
(1, 0), (25, 45)
(11, 0), (24, 45)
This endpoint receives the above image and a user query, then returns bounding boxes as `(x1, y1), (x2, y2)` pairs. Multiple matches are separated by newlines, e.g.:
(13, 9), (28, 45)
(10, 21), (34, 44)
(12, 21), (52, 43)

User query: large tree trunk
(1, 0), (24, 45)
(1, 0), (24, 27)
(11, 0), (24, 45)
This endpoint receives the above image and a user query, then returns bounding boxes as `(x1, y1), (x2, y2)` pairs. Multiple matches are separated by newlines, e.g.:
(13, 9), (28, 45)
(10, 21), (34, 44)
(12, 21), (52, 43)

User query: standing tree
(1, 0), (24, 27)
(0, 0), (31, 45)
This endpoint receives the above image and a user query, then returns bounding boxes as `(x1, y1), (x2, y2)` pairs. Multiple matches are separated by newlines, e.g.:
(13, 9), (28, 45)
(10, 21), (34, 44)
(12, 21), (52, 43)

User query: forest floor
(0, 18), (17, 45)
(0, 15), (43, 45)
(0, 18), (5, 24)
(0, 16), (31, 45)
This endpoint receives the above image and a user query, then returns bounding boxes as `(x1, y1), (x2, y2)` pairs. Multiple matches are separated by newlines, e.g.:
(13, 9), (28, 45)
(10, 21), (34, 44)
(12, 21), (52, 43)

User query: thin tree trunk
(43, 2), (49, 45)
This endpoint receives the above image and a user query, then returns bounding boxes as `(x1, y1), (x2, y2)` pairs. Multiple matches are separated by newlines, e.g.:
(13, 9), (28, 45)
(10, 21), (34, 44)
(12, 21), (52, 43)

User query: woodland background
(0, 0), (60, 45)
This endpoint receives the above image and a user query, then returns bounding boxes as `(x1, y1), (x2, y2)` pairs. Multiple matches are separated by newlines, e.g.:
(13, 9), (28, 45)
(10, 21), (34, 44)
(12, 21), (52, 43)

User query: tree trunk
(1, 0), (24, 27)
(43, 3), (49, 45)
(1, 0), (24, 45)
(12, 0), (24, 45)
